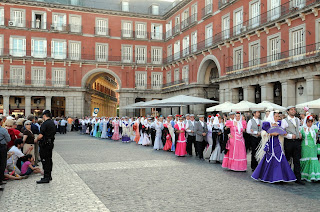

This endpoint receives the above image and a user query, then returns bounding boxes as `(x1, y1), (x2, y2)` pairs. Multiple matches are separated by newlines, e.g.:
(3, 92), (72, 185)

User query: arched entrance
(82, 68), (121, 117)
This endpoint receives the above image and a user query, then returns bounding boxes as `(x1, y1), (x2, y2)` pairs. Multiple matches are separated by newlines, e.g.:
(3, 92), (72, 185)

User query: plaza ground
(1, 132), (320, 212)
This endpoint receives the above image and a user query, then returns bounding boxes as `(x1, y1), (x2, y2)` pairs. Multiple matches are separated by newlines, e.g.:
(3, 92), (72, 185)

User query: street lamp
(36, 99), (40, 109)
(255, 90), (260, 99)
(275, 87), (280, 97)
(239, 90), (243, 101)
(298, 85), (304, 96)
(15, 99), (20, 109)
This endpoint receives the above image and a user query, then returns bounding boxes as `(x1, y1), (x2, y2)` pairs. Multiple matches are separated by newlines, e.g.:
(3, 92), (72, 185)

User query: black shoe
(41, 177), (52, 181)
(0, 181), (7, 185)
(295, 180), (305, 185)
(0, 186), (4, 191)
(36, 178), (50, 184)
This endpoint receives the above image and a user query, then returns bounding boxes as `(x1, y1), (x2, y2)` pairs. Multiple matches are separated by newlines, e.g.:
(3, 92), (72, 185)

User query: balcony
(201, 4), (213, 20)
(172, 24), (180, 36)
(121, 30), (134, 39)
(0, 79), (69, 88)
(135, 31), (148, 40)
(218, 0), (237, 10)
(87, 87), (118, 102)
(69, 24), (82, 34)
(50, 23), (68, 33)
(162, 79), (188, 91)
(94, 27), (110, 36)
(181, 14), (198, 31)
(150, 32), (164, 41)
(226, 42), (319, 74)
(165, 29), (172, 40)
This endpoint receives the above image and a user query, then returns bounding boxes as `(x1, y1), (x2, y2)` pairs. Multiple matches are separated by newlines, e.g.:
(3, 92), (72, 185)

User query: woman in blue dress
(252, 111), (296, 183)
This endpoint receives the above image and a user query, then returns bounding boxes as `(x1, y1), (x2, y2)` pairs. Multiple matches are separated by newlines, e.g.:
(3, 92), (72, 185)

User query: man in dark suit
(194, 115), (208, 160)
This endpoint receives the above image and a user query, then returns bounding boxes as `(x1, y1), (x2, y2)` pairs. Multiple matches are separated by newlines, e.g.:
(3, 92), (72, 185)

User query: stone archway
(81, 68), (122, 89)
(197, 55), (221, 85)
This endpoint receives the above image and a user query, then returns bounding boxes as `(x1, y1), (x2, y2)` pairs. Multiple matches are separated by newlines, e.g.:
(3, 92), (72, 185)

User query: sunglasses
(25, 124), (31, 125)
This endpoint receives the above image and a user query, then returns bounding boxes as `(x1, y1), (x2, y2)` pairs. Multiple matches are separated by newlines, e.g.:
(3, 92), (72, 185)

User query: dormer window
(121, 1), (129, 12)
(151, 4), (160, 15)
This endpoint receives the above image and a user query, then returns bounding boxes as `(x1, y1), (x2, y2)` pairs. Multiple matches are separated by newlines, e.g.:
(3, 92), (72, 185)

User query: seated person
(21, 154), (42, 176)
(4, 152), (28, 180)
(6, 139), (33, 175)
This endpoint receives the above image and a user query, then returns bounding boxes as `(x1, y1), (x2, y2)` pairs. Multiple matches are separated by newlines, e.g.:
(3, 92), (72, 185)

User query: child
(21, 154), (42, 176)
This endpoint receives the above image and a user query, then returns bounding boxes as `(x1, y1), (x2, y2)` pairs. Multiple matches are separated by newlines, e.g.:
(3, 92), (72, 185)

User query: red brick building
(0, 0), (319, 117)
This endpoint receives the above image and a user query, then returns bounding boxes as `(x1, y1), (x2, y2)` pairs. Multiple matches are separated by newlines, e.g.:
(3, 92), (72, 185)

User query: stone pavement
(1, 132), (320, 212)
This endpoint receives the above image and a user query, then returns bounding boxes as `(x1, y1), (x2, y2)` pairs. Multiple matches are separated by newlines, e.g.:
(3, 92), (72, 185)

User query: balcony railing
(165, 29), (172, 40)
(87, 88), (118, 102)
(121, 29), (134, 39)
(135, 31), (148, 40)
(226, 42), (320, 74)
(201, 4), (213, 19)
(0, 79), (69, 87)
(172, 24), (180, 35)
(94, 27), (110, 36)
(69, 24), (82, 34)
(162, 79), (188, 91)
(218, 0), (237, 9)
(150, 32), (164, 41)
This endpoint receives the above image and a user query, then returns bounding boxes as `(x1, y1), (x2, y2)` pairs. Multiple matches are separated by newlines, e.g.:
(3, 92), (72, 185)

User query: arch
(81, 68), (122, 89)
(197, 54), (221, 84)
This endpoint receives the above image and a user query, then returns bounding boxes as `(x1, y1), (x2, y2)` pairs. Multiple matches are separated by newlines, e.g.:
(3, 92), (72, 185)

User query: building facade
(0, 0), (319, 117)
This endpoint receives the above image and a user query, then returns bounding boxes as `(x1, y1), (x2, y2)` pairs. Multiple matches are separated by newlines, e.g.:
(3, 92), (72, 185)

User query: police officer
(35, 110), (56, 184)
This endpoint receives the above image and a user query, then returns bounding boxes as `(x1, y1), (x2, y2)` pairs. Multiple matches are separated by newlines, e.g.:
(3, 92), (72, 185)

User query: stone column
(65, 96), (74, 117)
(45, 96), (52, 111)
(260, 83), (274, 102)
(3, 95), (10, 115)
(25, 96), (31, 116)
(305, 76), (320, 101)
(281, 80), (296, 107)
(219, 89), (225, 103)
(243, 86), (255, 102)
(231, 88), (239, 103)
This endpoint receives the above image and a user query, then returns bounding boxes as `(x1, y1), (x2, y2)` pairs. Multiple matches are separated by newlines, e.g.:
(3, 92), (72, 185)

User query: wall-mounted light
(275, 87), (280, 97)
(298, 85), (304, 96)
(255, 90), (260, 99)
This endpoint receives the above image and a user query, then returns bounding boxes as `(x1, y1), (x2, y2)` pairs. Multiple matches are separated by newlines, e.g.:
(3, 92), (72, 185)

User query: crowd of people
(0, 110), (57, 190)
(79, 106), (320, 185)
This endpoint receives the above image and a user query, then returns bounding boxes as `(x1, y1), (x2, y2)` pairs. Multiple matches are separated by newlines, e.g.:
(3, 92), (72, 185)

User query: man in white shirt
(7, 139), (33, 175)
(281, 106), (304, 185)
(194, 115), (208, 160)
(186, 114), (197, 156)
(60, 118), (67, 134)
(246, 110), (262, 171)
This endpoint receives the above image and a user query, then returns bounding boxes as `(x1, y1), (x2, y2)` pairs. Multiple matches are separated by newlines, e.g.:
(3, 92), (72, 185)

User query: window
(52, 68), (66, 87)
(181, 9), (189, 29)
(151, 5), (160, 15)
(9, 36), (26, 57)
(122, 21), (132, 38)
(31, 11), (47, 29)
(268, 33), (281, 65)
(175, 15), (180, 33)
(96, 43), (108, 62)
(69, 15), (81, 33)
(222, 15), (230, 39)
(182, 36), (189, 56)
(233, 47), (243, 70)
(151, 47), (162, 64)
(290, 27), (305, 60)
(250, 1), (260, 29)
(51, 40), (67, 59)
(122, 1), (129, 12)
(166, 71), (172, 84)
(191, 4), (197, 23)
(0, 66), (2, 85)
(151, 23), (163, 40)
(135, 72), (147, 89)
(269, 0), (280, 21)
(52, 13), (67, 31)
(191, 31), (197, 53)
(204, 0), (212, 15)
(205, 24), (213, 47)
(10, 9), (25, 27)
(122, 45), (132, 63)
(167, 45), (172, 62)
(31, 38), (47, 58)
(291, 0), (305, 9)
(151, 73), (162, 89)
(249, 41), (260, 67)
(31, 67), (45, 86)
(96, 18), (108, 36)
(135, 23), (147, 39)
(166, 21), (172, 38)
(10, 66), (25, 85)
(70, 0), (80, 6)
(182, 66), (189, 84)
(174, 41), (180, 60)
(0, 7), (4, 26)
(234, 8), (243, 35)
(0, 35), (3, 55)
(135, 46), (146, 64)
(174, 69), (179, 81)
(69, 41), (81, 60)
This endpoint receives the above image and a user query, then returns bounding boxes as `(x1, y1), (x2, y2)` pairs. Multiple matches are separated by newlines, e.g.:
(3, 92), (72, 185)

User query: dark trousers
(284, 138), (302, 181)
(197, 141), (206, 159)
(250, 136), (261, 171)
(186, 135), (196, 155)
(0, 144), (7, 182)
(40, 145), (53, 179)
(60, 126), (66, 134)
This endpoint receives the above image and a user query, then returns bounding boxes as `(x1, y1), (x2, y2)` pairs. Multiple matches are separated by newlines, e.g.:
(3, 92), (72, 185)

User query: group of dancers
(80, 105), (320, 184)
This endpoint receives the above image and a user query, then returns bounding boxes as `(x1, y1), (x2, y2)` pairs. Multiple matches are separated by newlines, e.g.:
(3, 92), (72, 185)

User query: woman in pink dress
(174, 117), (187, 156)
(111, 119), (120, 141)
(222, 112), (247, 171)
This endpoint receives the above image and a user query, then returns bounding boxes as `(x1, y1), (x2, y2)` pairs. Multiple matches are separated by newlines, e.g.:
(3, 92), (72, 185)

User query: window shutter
(22, 38), (26, 56)
(51, 40), (55, 58)
(63, 41), (67, 59)
(63, 14), (66, 25)
(31, 39), (34, 57)
(9, 37), (13, 55)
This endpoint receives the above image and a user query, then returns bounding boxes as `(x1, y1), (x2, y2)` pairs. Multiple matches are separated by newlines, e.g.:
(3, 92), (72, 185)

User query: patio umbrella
(231, 101), (266, 112)
(296, 98), (320, 109)
(139, 99), (185, 108)
(257, 101), (286, 111)
(122, 101), (146, 109)
(206, 101), (234, 112)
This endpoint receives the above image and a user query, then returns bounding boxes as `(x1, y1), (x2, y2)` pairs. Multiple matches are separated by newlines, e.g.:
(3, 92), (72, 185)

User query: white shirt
(199, 120), (204, 127)
(186, 120), (195, 132)
(281, 116), (300, 139)
(246, 117), (261, 135)
(7, 146), (24, 165)
(60, 119), (67, 126)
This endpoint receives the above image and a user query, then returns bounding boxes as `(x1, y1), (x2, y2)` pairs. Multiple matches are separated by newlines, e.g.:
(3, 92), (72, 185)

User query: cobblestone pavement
(1, 132), (320, 212)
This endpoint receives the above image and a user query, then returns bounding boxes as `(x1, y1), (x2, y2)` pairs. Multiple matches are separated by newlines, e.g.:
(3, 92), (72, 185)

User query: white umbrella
(155, 95), (218, 105)
(231, 101), (265, 112)
(206, 101), (234, 112)
(139, 99), (184, 108)
(122, 101), (145, 109)
(296, 98), (320, 109)
(257, 101), (286, 111)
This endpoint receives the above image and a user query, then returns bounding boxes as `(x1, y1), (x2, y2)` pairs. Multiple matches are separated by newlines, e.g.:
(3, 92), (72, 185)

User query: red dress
(174, 123), (187, 156)
(163, 134), (172, 151)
